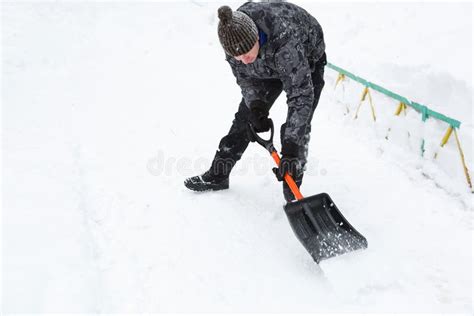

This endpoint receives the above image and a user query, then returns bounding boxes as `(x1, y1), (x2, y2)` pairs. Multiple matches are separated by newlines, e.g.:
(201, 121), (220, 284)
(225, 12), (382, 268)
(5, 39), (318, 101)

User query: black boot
(184, 170), (229, 192)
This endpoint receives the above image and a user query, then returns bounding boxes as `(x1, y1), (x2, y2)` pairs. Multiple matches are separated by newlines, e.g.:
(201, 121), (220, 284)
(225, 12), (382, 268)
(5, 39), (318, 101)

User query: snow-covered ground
(2, 1), (472, 313)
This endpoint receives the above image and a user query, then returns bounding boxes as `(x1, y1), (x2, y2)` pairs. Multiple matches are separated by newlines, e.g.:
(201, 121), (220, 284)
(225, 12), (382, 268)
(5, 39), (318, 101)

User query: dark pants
(210, 54), (326, 191)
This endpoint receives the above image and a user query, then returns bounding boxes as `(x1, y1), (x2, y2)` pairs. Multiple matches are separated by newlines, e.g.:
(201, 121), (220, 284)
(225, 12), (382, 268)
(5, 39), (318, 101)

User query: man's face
(234, 40), (259, 65)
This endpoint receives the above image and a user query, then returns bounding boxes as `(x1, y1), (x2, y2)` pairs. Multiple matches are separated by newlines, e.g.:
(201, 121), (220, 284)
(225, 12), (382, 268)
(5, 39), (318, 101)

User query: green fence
(326, 62), (471, 191)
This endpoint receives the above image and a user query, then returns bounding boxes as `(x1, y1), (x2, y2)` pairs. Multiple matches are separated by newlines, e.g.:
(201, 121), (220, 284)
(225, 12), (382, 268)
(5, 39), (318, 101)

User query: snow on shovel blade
(284, 193), (368, 263)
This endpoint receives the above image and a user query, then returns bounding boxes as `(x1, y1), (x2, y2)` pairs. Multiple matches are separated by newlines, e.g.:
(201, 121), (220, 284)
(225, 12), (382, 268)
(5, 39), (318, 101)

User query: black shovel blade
(284, 193), (368, 263)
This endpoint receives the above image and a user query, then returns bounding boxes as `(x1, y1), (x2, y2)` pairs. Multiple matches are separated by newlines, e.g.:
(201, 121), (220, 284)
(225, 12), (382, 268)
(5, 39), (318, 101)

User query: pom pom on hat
(218, 6), (233, 24)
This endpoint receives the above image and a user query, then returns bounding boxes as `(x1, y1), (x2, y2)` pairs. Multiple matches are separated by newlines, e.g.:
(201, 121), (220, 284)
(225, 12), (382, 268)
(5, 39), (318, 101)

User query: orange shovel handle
(270, 150), (304, 201)
(247, 119), (304, 201)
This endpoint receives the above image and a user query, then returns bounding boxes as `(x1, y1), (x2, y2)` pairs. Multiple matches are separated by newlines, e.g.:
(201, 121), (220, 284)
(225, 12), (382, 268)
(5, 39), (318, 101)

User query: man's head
(217, 5), (259, 64)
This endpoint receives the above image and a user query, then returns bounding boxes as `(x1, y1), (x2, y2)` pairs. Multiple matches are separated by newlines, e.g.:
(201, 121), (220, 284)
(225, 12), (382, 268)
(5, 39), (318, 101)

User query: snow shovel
(249, 120), (368, 263)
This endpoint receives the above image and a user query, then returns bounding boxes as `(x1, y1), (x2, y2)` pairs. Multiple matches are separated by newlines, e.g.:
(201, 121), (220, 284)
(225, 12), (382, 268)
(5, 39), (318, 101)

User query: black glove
(248, 101), (271, 133)
(272, 155), (302, 181)
(272, 142), (302, 181)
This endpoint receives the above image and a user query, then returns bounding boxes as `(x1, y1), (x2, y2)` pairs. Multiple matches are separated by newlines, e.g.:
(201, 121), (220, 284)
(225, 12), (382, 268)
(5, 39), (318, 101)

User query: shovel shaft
(270, 150), (304, 201)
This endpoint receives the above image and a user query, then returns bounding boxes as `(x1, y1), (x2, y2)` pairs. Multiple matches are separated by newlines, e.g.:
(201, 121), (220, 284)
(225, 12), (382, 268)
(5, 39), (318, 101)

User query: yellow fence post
(334, 73), (350, 114)
(334, 73), (345, 90)
(433, 126), (453, 159)
(354, 86), (376, 122)
(394, 102), (408, 116)
(453, 129), (473, 191)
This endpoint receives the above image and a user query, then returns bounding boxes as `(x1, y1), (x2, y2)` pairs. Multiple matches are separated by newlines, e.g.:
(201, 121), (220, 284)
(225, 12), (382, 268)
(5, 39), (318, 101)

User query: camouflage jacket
(226, 1), (325, 149)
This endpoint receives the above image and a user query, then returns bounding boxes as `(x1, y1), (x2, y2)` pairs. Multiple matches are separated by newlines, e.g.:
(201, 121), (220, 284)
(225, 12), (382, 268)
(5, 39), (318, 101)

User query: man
(184, 1), (326, 202)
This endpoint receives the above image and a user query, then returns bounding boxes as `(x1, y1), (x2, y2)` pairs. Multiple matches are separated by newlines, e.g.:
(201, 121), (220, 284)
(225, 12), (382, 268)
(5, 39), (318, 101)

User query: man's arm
(275, 41), (315, 155)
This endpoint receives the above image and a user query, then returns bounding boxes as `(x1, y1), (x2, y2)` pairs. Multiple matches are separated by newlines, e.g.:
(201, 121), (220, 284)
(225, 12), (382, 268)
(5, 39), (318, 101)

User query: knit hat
(217, 6), (258, 56)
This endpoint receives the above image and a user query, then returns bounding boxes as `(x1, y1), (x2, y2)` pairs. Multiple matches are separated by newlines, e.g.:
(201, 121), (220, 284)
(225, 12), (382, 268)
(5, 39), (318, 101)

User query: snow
(2, 1), (472, 313)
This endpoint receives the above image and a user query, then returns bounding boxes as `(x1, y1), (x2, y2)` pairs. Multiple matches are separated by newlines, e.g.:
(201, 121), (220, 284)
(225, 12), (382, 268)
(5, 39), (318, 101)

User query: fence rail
(326, 63), (461, 128)
(326, 62), (471, 191)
